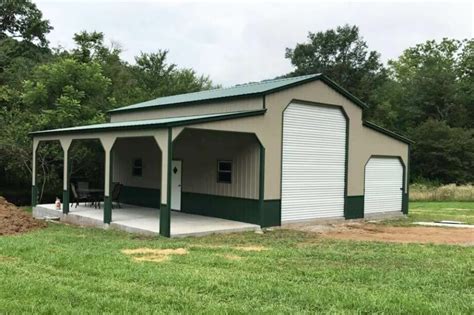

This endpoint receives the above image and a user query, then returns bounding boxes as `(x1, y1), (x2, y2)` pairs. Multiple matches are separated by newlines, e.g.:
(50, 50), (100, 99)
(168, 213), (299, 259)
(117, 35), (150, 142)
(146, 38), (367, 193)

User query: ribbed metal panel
(174, 129), (260, 199)
(364, 157), (403, 214)
(281, 103), (346, 221)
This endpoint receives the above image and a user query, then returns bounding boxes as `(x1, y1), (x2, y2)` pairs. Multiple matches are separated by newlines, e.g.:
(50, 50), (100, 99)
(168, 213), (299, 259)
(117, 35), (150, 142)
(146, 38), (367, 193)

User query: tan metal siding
(85, 79), (408, 201)
(265, 80), (409, 197)
(110, 98), (263, 122)
(173, 129), (260, 199)
(112, 137), (162, 189)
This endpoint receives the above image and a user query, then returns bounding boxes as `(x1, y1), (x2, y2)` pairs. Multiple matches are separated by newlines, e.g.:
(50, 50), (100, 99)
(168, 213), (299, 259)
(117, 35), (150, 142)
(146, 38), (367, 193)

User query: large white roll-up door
(281, 102), (346, 222)
(364, 157), (404, 214)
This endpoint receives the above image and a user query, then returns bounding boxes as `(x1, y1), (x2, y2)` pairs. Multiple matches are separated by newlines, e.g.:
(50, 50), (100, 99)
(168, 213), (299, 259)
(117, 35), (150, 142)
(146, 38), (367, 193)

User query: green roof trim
(363, 121), (414, 144)
(30, 109), (266, 137)
(108, 74), (368, 114)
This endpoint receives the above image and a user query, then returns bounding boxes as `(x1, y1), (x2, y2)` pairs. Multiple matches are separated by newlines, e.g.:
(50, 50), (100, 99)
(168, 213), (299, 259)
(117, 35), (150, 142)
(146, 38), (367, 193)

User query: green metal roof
(30, 109), (266, 137)
(109, 73), (368, 114)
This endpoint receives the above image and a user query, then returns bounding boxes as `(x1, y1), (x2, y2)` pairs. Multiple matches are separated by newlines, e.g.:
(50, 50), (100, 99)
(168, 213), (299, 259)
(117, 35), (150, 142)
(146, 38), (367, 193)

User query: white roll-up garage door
(364, 157), (404, 214)
(281, 102), (346, 222)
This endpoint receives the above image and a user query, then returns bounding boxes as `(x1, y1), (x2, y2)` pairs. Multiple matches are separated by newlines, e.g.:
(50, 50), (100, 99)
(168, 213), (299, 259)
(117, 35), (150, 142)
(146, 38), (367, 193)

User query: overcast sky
(36, 0), (473, 86)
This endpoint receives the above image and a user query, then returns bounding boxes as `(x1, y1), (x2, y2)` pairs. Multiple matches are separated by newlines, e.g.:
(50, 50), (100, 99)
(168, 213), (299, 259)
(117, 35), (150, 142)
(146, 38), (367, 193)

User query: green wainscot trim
(104, 196), (112, 224)
(181, 192), (260, 225)
(402, 193), (409, 215)
(119, 185), (161, 208)
(345, 195), (364, 219)
(62, 190), (70, 214)
(262, 200), (281, 227)
(160, 203), (170, 237)
(31, 185), (38, 207)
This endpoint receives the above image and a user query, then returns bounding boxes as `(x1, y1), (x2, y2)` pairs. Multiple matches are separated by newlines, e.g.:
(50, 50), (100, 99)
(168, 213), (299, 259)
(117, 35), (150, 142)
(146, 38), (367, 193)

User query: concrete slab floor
(34, 203), (260, 237)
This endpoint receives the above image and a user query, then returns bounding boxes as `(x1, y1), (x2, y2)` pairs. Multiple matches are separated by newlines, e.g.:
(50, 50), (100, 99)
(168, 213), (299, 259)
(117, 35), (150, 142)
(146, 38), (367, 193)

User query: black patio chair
(70, 183), (89, 208)
(111, 183), (122, 209)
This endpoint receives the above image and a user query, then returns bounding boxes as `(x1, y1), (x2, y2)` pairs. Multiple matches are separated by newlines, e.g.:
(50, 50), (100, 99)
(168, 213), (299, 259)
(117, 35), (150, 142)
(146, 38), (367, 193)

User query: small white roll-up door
(281, 102), (346, 222)
(364, 157), (404, 214)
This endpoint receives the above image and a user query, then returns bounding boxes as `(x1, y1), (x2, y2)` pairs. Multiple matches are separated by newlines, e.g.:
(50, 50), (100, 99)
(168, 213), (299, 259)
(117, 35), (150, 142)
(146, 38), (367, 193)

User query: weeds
(410, 183), (474, 201)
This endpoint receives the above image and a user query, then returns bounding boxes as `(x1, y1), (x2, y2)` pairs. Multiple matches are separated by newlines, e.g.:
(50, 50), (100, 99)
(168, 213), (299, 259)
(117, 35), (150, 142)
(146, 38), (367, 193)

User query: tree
(132, 51), (214, 99)
(0, 0), (52, 47)
(285, 24), (386, 105)
(410, 120), (474, 184)
(21, 57), (112, 128)
(384, 38), (474, 130)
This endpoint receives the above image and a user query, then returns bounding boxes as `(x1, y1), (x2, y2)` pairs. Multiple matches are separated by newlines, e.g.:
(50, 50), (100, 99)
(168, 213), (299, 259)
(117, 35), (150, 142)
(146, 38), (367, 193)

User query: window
(217, 160), (232, 183)
(132, 158), (143, 177)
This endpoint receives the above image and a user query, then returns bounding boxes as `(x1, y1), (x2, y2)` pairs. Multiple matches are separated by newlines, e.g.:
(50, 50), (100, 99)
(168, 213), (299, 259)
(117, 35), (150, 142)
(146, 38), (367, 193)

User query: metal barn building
(31, 74), (412, 237)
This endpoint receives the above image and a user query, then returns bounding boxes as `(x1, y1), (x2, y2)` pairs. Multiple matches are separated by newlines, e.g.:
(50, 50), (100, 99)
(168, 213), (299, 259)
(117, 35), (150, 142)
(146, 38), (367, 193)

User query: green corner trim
(104, 196), (112, 224)
(262, 200), (281, 227)
(62, 190), (69, 214)
(258, 145), (265, 227)
(159, 203), (170, 237)
(345, 195), (364, 219)
(31, 185), (38, 207)
(402, 193), (409, 215)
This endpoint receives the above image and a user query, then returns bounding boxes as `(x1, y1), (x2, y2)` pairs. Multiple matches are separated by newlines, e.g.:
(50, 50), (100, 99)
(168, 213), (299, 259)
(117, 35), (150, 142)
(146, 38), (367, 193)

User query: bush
(410, 183), (474, 201)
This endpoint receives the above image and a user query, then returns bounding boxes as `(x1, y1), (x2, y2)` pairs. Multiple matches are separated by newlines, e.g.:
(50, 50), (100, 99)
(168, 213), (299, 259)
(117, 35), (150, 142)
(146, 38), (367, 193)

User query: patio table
(79, 188), (104, 209)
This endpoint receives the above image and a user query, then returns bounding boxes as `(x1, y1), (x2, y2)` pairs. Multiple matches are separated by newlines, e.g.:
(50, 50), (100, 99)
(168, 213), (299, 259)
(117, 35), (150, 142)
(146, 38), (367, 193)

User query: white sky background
(36, 0), (473, 86)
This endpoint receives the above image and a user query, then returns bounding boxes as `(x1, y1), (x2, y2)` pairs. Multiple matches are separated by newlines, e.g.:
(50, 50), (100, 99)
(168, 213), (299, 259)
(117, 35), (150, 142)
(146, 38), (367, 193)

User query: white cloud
(36, 0), (473, 86)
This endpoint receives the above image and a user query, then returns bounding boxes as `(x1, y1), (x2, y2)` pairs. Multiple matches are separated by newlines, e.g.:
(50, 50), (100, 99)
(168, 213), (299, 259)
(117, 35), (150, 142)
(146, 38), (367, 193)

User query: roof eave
(29, 109), (267, 137)
(363, 121), (414, 144)
(107, 92), (265, 115)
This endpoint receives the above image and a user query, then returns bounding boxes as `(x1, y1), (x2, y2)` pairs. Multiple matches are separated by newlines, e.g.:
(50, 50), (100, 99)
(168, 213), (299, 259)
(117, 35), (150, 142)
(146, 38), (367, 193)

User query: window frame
(217, 160), (232, 184)
(132, 158), (143, 177)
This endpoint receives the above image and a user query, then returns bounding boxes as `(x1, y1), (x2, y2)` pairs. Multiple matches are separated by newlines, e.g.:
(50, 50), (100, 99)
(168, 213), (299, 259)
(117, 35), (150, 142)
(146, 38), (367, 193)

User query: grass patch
(382, 201), (474, 226)
(0, 220), (473, 313)
(408, 201), (474, 224)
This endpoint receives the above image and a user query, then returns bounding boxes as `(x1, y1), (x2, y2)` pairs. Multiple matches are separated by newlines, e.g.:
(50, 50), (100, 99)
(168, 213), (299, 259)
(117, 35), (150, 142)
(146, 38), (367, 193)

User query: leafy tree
(0, 9), (214, 203)
(285, 24), (386, 105)
(21, 57), (112, 128)
(410, 120), (474, 184)
(383, 38), (474, 130)
(132, 51), (214, 99)
(0, 0), (52, 47)
(0, 0), (53, 110)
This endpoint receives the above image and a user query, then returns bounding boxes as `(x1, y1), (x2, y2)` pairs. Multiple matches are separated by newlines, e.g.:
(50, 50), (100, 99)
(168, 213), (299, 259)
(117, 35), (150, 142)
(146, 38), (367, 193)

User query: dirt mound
(290, 221), (474, 245)
(0, 196), (46, 235)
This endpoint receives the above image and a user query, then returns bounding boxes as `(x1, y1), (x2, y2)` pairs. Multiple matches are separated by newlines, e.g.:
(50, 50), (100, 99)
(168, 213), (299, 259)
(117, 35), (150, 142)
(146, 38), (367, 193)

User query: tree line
(0, 1), (472, 203)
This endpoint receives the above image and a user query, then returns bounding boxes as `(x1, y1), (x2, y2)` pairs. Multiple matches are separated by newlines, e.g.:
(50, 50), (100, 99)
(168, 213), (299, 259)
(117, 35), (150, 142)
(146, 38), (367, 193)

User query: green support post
(31, 142), (37, 207)
(31, 185), (38, 207)
(63, 147), (70, 214)
(103, 149), (113, 224)
(104, 196), (112, 223)
(160, 128), (172, 237)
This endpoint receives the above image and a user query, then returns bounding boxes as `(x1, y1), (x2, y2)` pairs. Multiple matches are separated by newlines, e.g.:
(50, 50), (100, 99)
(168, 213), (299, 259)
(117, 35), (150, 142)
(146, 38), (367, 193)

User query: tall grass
(410, 183), (474, 201)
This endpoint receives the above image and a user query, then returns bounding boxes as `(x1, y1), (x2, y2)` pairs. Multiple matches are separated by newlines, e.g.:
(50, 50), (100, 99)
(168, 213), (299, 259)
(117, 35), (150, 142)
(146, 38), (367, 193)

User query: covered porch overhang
(29, 109), (267, 237)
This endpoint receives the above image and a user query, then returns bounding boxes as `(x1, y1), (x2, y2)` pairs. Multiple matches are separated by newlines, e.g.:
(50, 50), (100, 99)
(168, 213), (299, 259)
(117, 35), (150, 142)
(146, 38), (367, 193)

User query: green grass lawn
(408, 201), (474, 224)
(0, 203), (473, 313)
